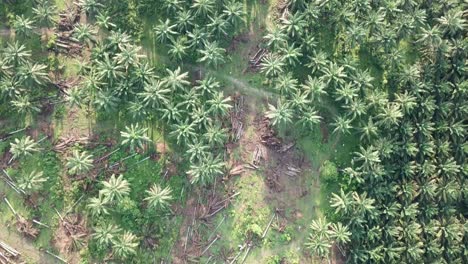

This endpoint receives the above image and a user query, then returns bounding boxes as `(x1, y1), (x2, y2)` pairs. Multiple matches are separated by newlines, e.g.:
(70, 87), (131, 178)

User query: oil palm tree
(186, 139), (210, 162)
(112, 231), (139, 259)
(223, 0), (245, 30)
(302, 76), (327, 102)
(436, 10), (466, 37)
(87, 193), (109, 217)
(18, 170), (48, 193)
(160, 102), (184, 124)
(100, 174), (131, 203)
(96, 53), (124, 84)
(33, 0), (57, 28)
(194, 76), (220, 98)
(281, 44), (303, 66)
(335, 83), (358, 104)
(265, 99), (293, 127)
(306, 50), (329, 74)
(11, 95), (40, 114)
(264, 27), (287, 51)
(138, 79), (170, 109)
(79, 0), (104, 17)
(176, 9), (194, 32)
(120, 123), (150, 152)
(115, 44), (144, 70)
(321, 62), (347, 88)
(168, 37), (189, 61)
(13, 15), (36, 39)
(260, 53), (285, 77)
(280, 12), (306, 38)
(144, 184), (173, 210)
(2, 42), (31, 66)
(306, 218), (332, 259)
(188, 153), (225, 185)
(163, 67), (190, 92)
(17, 61), (50, 87)
(191, 106), (213, 130)
(289, 90), (310, 111)
(197, 41), (226, 68)
(0, 77), (20, 100)
(191, 0), (215, 17)
(154, 19), (177, 44)
(10, 136), (39, 160)
(66, 150), (94, 175)
(207, 92), (232, 117)
(95, 12), (116, 30)
(66, 87), (85, 109)
(354, 146), (381, 171)
(331, 115), (353, 135)
(204, 123), (227, 147)
(93, 223), (121, 249)
(93, 90), (119, 113)
(297, 107), (322, 131)
(359, 118), (378, 142)
(345, 98), (367, 119)
(208, 13), (229, 37)
(187, 26), (210, 49)
(163, 0), (183, 14)
(170, 119), (197, 146)
(376, 103), (403, 128)
(275, 73), (298, 96)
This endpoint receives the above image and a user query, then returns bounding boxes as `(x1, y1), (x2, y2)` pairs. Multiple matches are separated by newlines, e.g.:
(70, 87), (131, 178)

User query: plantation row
(258, 0), (467, 263)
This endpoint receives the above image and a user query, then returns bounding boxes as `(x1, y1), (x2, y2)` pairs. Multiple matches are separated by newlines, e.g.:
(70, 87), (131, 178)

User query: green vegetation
(0, 0), (466, 263)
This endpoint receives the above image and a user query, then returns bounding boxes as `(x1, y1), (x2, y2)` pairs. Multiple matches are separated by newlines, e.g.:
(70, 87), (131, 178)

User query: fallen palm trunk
(229, 244), (246, 264)
(207, 216), (225, 241)
(45, 250), (67, 263)
(229, 165), (245, 176)
(109, 153), (138, 168)
(200, 235), (220, 256)
(94, 147), (120, 164)
(64, 194), (85, 216)
(262, 213), (276, 238)
(0, 175), (24, 195)
(0, 241), (20, 258)
(3, 198), (17, 216)
(278, 142), (295, 153)
(32, 219), (50, 229)
(240, 243), (253, 264)
(0, 127), (28, 142)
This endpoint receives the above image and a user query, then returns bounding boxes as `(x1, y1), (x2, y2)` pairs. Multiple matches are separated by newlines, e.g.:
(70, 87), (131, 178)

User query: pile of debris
(53, 136), (89, 153)
(200, 192), (239, 220)
(274, 0), (290, 21)
(252, 144), (265, 166)
(54, 214), (87, 253)
(248, 48), (267, 70)
(53, 4), (83, 56)
(230, 94), (244, 142)
(0, 241), (21, 264)
(259, 117), (281, 148)
(16, 216), (39, 239)
(53, 78), (80, 95)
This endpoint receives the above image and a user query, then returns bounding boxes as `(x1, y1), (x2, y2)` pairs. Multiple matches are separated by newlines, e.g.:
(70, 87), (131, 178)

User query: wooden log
(228, 244), (246, 264)
(64, 194), (85, 216)
(207, 216), (225, 241)
(0, 241), (19, 257)
(32, 219), (50, 229)
(3, 198), (17, 216)
(261, 213), (276, 238)
(200, 235), (220, 255)
(95, 147), (120, 163)
(45, 250), (67, 263)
